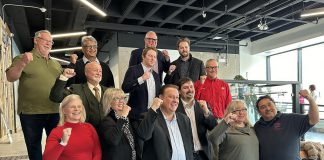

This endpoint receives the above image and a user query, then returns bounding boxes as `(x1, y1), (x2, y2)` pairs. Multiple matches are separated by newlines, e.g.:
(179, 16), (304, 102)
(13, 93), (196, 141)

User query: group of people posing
(6, 29), (319, 160)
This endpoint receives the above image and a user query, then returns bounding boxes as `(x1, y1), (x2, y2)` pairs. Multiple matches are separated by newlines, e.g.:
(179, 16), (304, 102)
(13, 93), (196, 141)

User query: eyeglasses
(112, 97), (127, 102)
(206, 66), (219, 70)
(145, 38), (158, 42)
(37, 37), (54, 45)
(83, 45), (98, 49)
(232, 108), (247, 114)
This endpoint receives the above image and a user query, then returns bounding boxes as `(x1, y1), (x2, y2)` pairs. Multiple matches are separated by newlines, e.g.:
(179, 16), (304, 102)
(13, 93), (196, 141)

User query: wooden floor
(0, 130), (46, 160)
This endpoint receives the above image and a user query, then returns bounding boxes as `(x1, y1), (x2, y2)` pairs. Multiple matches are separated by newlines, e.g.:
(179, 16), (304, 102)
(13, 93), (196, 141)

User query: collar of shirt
(87, 82), (101, 96)
(161, 111), (177, 122)
(82, 56), (99, 64)
(141, 63), (153, 72)
(181, 98), (194, 110)
(32, 48), (52, 60)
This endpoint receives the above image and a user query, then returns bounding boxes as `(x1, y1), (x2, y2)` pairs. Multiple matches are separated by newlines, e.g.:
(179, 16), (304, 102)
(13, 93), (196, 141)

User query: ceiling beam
(193, 0), (250, 31)
(176, 0), (224, 29)
(67, 2), (90, 46)
(44, 0), (52, 31)
(84, 21), (227, 38)
(157, 0), (196, 27)
(117, 0), (140, 23)
(232, 2), (320, 39)
(138, 0), (168, 25)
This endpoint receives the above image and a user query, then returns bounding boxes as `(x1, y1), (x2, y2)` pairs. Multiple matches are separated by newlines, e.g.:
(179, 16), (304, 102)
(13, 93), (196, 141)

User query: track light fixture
(257, 18), (269, 31)
(202, 10), (207, 18)
(201, 0), (206, 18)
(2, 4), (46, 23)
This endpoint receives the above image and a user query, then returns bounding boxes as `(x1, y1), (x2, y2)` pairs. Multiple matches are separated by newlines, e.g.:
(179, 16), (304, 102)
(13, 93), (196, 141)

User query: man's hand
(200, 75), (207, 84)
(168, 65), (176, 74)
(70, 54), (78, 64)
(162, 50), (170, 61)
(198, 100), (209, 115)
(300, 89), (315, 101)
(21, 52), (33, 65)
(142, 71), (151, 81)
(62, 68), (76, 78)
(151, 97), (163, 112)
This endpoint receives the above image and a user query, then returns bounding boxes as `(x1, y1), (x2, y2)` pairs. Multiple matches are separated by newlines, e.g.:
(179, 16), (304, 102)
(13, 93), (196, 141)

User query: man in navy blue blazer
(122, 47), (161, 117)
(128, 31), (170, 83)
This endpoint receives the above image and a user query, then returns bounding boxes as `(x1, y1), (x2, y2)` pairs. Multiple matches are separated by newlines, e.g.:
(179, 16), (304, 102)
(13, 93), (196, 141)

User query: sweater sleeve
(43, 127), (65, 160)
(88, 124), (102, 160)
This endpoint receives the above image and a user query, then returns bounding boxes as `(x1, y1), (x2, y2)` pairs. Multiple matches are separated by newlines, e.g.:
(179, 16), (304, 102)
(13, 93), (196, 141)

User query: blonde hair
(102, 88), (126, 116)
(58, 94), (86, 126)
(224, 100), (252, 127)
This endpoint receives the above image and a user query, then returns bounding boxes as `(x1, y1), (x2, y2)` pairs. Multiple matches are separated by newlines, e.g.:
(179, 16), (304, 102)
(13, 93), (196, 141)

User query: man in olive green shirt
(6, 30), (62, 160)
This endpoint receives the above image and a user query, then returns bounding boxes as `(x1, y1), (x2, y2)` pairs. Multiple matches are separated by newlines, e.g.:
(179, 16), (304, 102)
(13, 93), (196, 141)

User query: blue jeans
(20, 113), (59, 160)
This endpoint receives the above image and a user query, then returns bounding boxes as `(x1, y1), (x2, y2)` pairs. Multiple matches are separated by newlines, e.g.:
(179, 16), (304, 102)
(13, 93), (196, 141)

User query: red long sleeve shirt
(194, 77), (232, 118)
(43, 122), (102, 160)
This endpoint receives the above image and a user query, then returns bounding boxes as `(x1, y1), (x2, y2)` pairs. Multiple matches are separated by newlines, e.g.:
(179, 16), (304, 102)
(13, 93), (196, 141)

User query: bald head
(144, 31), (158, 48)
(85, 62), (102, 85)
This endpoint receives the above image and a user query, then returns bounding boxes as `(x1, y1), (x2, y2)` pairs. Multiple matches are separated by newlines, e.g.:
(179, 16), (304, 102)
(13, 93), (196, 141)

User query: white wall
(239, 39), (267, 80)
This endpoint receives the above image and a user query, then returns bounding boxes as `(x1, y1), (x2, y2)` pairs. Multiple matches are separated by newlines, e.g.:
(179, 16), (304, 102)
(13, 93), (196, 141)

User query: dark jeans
(20, 113), (59, 160)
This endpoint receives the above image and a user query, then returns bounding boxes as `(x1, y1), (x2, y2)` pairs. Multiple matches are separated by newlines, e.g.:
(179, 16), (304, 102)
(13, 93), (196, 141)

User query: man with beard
(176, 77), (217, 160)
(194, 59), (232, 119)
(129, 31), (170, 83)
(68, 36), (114, 88)
(164, 37), (205, 85)
(6, 30), (62, 160)
(50, 62), (107, 130)
(122, 47), (161, 117)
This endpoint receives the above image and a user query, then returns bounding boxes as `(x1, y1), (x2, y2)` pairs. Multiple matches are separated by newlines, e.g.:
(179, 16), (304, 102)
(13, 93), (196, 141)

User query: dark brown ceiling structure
(1, 0), (324, 60)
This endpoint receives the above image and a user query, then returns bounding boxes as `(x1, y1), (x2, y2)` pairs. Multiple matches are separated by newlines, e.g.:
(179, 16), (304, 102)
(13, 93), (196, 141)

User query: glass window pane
(269, 50), (298, 81)
(301, 43), (324, 143)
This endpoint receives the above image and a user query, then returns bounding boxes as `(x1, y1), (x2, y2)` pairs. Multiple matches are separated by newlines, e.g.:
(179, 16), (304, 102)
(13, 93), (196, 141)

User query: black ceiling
(2, 0), (324, 60)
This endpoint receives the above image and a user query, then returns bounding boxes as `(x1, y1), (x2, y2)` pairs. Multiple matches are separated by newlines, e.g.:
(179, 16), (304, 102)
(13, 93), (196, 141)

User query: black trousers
(20, 113), (59, 160)
(193, 150), (209, 160)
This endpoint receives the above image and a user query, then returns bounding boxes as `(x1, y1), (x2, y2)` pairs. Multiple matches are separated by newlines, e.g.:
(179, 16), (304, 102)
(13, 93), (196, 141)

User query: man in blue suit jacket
(128, 31), (170, 83)
(122, 47), (161, 117)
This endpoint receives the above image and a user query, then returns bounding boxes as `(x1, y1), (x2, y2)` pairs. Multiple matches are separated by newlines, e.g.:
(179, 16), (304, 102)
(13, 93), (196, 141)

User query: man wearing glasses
(68, 36), (115, 88)
(194, 59), (232, 119)
(129, 31), (170, 83)
(6, 30), (62, 160)
(164, 37), (206, 85)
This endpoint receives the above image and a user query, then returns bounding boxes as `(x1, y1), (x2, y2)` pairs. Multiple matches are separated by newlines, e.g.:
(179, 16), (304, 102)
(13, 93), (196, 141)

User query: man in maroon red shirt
(194, 59), (232, 119)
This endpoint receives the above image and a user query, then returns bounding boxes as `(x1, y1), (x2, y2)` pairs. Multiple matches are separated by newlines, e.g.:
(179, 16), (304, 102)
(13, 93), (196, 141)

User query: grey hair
(34, 30), (51, 38)
(81, 35), (97, 46)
